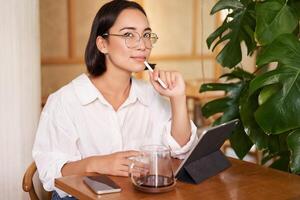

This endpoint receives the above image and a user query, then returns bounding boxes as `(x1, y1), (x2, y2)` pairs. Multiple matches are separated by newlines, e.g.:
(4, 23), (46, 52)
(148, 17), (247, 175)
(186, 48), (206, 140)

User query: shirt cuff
(162, 120), (198, 159)
(34, 151), (81, 194)
(49, 155), (81, 198)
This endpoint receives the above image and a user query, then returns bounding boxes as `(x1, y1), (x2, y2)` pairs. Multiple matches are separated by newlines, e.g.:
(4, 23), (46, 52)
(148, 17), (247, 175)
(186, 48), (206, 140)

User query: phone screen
(83, 175), (121, 194)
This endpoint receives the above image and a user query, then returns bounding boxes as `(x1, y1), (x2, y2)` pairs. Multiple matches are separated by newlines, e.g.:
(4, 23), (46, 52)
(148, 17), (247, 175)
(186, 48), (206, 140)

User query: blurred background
(0, 0), (256, 199)
(40, 0), (223, 128)
(41, 0), (218, 96)
(40, 0), (255, 127)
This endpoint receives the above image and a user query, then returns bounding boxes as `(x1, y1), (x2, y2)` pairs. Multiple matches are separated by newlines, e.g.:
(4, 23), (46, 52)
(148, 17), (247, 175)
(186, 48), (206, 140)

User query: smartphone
(83, 175), (121, 195)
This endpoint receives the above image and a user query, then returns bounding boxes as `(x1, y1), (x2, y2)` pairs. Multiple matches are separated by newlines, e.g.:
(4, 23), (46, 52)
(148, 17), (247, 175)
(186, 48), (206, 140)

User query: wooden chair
(22, 161), (51, 200)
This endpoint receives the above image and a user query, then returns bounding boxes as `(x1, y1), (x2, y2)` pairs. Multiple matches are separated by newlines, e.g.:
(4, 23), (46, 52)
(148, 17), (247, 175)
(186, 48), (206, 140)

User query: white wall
(0, 0), (41, 199)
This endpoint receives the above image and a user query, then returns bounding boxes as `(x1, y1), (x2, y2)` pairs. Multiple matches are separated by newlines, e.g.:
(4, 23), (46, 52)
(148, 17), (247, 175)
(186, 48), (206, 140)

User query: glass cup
(129, 145), (175, 189)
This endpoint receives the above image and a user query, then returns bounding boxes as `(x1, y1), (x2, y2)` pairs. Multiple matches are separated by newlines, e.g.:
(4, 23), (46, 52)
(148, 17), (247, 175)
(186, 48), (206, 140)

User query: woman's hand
(87, 151), (140, 176)
(149, 69), (186, 98)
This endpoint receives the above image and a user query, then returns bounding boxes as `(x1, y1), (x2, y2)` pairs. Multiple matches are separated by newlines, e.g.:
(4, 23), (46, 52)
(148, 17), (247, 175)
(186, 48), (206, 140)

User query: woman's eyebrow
(119, 27), (152, 32)
(119, 27), (136, 31)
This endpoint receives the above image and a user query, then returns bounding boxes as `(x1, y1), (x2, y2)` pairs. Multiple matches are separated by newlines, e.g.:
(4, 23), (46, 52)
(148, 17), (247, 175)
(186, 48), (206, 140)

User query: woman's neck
(90, 68), (132, 111)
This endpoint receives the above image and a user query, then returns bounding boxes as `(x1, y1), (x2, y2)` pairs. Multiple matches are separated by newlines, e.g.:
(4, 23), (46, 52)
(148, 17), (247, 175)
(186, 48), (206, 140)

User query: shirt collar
(127, 77), (150, 106)
(72, 74), (150, 106)
(72, 74), (99, 106)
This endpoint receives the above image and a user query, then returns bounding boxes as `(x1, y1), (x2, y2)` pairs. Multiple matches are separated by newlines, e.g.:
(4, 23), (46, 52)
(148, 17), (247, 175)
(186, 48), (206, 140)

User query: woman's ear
(96, 36), (108, 54)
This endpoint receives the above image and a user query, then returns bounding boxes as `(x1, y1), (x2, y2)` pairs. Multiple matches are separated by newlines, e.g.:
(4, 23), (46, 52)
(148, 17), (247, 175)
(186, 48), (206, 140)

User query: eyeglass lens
(125, 31), (157, 49)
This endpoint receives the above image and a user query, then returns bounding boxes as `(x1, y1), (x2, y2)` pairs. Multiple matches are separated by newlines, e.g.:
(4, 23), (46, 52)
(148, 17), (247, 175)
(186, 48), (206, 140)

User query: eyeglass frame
(101, 31), (158, 49)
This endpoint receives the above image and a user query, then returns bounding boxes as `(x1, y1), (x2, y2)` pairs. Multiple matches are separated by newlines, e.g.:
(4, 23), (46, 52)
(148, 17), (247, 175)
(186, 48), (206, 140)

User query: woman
(33, 0), (197, 199)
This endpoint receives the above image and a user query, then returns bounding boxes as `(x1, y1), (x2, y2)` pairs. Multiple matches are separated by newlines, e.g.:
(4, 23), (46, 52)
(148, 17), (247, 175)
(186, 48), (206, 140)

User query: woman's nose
(137, 38), (147, 50)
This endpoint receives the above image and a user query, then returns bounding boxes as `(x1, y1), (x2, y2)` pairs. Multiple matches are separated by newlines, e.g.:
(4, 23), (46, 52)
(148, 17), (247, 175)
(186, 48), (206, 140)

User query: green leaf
(251, 34), (300, 134)
(200, 71), (248, 126)
(256, 34), (300, 67)
(253, 68), (300, 134)
(240, 0), (252, 5)
(258, 84), (281, 105)
(210, 0), (243, 15)
(201, 97), (232, 118)
(200, 82), (243, 120)
(213, 104), (239, 126)
(216, 37), (242, 68)
(288, 0), (300, 19)
(287, 129), (300, 173)
(221, 67), (254, 81)
(229, 122), (253, 159)
(261, 133), (289, 169)
(240, 87), (269, 150)
(268, 133), (288, 154)
(211, 32), (232, 51)
(207, 20), (231, 49)
(269, 151), (290, 172)
(239, 11), (257, 54)
(207, 1), (256, 68)
(249, 70), (280, 95)
(200, 83), (239, 93)
(255, 0), (298, 45)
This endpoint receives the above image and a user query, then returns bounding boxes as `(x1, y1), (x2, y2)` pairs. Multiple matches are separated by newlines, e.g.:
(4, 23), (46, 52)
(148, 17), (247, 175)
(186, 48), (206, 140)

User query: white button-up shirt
(32, 73), (197, 196)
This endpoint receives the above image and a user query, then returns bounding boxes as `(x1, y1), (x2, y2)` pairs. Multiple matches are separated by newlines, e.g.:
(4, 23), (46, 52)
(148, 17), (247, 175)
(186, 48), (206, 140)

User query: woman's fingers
(129, 166), (149, 178)
(158, 70), (168, 88)
(118, 150), (140, 158)
(116, 170), (129, 177)
(148, 71), (164, 91)
(152, 69), (159, 81)
(149, 69), (186, 96)
(171, 72), (176, 88)
(152, 69), (172, 89)
(164, 71), (171, 89)
(155, 70), (180, 89)
(119, 160), (148, 177)
(122, 158), (134, 166)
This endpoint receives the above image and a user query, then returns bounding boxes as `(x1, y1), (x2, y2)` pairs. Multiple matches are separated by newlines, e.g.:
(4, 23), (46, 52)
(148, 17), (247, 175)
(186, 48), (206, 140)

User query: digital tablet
(174, 119), (239, 178)
(83, 175), (121, 195)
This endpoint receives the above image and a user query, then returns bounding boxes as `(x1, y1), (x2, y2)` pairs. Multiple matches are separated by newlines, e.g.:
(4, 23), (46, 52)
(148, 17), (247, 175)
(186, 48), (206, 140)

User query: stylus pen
(144, 61), (168, 89)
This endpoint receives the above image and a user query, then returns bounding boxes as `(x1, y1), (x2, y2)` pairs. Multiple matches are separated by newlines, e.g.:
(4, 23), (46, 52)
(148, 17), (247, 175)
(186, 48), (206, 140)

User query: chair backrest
(22, 161), (51, 200)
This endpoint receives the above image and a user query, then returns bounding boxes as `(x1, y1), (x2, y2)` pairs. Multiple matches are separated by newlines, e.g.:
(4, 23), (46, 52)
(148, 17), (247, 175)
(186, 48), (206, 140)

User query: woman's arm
(170, 95), (191, 146)
(62, 151), (140, 176)
(149, 70), (192, 146)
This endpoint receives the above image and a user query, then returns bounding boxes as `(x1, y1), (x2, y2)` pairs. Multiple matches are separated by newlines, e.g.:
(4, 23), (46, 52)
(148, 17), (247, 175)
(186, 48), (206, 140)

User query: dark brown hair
(85, 0), (147, 77)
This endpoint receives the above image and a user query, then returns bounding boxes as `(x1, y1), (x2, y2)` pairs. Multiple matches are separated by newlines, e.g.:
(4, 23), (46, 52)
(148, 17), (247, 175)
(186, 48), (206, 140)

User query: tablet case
(176, 150), (230, 183)
(175, 119), (238, 184)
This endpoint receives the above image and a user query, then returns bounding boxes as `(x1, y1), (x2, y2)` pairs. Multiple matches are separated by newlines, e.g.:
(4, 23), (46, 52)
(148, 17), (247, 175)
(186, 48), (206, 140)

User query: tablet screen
(175, 119), (239, 177)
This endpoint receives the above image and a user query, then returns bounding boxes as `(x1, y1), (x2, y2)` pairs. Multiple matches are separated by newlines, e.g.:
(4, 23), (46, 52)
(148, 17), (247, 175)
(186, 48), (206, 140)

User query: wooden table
(55, 158), (300, 200)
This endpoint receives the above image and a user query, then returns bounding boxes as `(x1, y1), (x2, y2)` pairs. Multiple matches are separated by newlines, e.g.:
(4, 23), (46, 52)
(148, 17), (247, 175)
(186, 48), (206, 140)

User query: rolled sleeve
(32, 99), (81, 196)
(162, 120), (198, 159)
(33, 151), (81, 192)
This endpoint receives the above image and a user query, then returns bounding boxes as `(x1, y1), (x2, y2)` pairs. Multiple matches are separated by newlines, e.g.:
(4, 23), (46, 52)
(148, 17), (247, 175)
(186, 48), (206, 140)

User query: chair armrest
(22, 162), (39, 200)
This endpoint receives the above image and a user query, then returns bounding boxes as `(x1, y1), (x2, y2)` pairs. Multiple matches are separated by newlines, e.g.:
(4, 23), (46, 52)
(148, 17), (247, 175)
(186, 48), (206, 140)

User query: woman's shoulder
(43, 74), (87, 113)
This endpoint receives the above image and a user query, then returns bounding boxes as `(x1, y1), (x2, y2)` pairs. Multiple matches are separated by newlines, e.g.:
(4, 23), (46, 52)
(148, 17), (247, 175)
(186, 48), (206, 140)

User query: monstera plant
(201, 0), (300, 173)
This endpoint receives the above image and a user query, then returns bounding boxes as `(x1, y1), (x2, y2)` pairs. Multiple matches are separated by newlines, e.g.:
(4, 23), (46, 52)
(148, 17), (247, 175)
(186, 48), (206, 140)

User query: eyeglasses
(102, 31), (158, 49)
